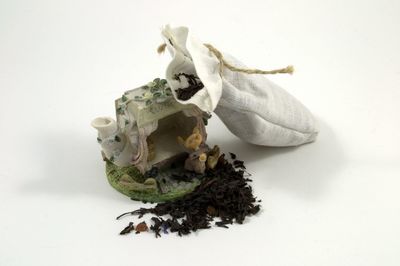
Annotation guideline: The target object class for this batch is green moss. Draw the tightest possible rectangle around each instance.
[105,162,200,202]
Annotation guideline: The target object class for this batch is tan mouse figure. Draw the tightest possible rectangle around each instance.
[177,126,203,151]
[177,126,208,174]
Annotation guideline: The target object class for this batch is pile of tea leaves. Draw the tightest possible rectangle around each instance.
[117,153,261,237]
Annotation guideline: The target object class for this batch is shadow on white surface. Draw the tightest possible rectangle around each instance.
[214,118,345,199]
[20,131,127,202]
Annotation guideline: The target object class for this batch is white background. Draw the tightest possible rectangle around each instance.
[1,0,399,265]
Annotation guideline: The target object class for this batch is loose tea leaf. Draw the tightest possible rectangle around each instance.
[119,222,135,235]
[135,221,149,234]
[117,154,261,237]
[149,217,163,238]
[233,159,246,169]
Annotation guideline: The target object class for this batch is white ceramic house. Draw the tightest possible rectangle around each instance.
[91,79,208,174]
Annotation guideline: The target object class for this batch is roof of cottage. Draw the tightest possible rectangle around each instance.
[115,80,194,128]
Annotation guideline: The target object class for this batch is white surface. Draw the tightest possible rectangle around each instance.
[1,1,399,265]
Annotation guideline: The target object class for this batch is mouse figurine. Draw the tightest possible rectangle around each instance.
[177,126,209,174]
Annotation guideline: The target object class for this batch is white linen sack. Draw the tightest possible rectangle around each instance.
[162,25,318,147]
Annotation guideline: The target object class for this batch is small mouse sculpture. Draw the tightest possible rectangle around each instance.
[177,126,208,174]
[177,127,220,174]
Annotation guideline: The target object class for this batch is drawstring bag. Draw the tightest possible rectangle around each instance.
[160,25,318,147]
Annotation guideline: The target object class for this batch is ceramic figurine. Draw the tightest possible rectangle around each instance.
[91,78,217,202]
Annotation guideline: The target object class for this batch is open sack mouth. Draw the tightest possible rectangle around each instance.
[173,73,204,101]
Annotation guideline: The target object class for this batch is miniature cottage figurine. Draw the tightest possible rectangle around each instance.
[92,78,218,202]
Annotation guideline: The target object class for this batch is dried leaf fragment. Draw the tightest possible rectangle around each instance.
[119,222,135,235]
[135,221,148,234]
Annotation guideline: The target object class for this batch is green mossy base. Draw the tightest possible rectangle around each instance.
[105,161,200,202]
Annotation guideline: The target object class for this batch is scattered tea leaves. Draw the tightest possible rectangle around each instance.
[117,154,260,237]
